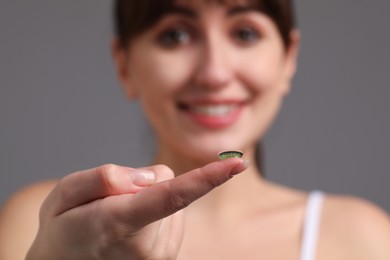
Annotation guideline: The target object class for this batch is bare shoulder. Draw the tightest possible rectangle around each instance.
[319,194,390,259]
[0,181,57,260]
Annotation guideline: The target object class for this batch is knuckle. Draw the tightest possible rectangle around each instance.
[56,177,74,203]
[96,164,119,193]
[98,163,117,175]
[164,182,192,212]
[203,174,224,190]
[170,193,191,211]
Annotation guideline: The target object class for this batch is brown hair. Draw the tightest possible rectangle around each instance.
[113,0,296,49]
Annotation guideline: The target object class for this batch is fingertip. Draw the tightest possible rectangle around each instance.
[230,159,251,176]
[207,157,250,176]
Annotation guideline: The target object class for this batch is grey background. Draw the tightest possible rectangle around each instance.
[1,1,389,212]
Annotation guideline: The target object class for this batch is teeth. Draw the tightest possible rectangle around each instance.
[192,104,238,116]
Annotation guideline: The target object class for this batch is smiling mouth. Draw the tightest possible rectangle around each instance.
[177,101,245,129]
[180,103,240,116]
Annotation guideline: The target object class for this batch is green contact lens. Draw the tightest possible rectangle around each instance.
[218,150,243,160]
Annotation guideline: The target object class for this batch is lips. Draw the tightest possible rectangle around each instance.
[178,100,245,129]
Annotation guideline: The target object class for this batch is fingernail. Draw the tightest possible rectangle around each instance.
[132,170,155,186]
[243,159,251,168]
[230,159,251,176]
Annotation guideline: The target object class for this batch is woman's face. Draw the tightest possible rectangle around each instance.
[114,0,299,163]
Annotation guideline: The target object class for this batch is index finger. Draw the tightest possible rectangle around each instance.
[117,158,249,228]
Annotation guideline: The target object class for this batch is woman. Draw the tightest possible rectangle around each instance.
[1,0,389,259]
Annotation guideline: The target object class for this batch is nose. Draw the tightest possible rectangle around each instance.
[193,37,233,90]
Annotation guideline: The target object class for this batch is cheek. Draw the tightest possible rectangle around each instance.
[132,48,198,97]
[236,44,286,93]
[129,47,199,127]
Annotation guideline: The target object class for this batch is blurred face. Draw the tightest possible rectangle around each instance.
[114,0,298,164]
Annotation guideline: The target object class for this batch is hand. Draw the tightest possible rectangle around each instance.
[26,158,248,260]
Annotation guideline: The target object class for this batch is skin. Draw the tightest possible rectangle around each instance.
[1,1,390,259]
[118,1,296,172]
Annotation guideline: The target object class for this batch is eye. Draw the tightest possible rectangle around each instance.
[158,27,192,48]
[233,26,261,44]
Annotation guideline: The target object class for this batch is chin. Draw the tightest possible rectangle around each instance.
[177,135,250,162]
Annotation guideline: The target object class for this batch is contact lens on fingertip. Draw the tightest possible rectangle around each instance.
[218,150,243,160]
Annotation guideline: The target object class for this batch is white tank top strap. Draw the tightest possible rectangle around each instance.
[300,191,325,260]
